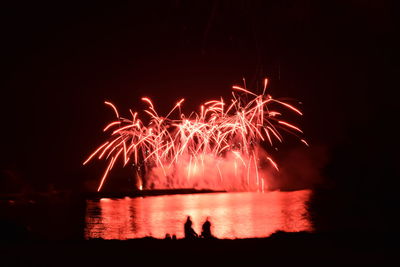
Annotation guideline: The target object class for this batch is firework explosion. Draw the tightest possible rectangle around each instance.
[83,78,307,192]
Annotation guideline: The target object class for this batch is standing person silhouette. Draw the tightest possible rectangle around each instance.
[200,217,213,239]
[184,216,198,239]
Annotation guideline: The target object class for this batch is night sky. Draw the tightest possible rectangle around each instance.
[1,1,398,195]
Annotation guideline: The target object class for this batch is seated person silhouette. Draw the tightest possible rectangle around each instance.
[200,217,214,239]
[184,216,198,239]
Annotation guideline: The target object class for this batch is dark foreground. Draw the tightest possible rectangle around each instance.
[1,231,397,266]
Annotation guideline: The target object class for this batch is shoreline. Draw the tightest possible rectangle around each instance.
[1,231,396,265]
[84,188,227,199]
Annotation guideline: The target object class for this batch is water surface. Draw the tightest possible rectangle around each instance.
[85,190,312,239]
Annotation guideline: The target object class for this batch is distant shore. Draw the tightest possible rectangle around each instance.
[84,188,227,199]
[0,188,227,202]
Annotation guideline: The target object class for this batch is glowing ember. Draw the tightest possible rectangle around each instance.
[83,78,306,192]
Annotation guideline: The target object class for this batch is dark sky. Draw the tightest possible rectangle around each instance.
[1,1,398,191]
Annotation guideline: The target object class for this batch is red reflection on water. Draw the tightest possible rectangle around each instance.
[85,190,313,240]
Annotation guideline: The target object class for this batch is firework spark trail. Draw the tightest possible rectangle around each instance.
[83,78,307,192]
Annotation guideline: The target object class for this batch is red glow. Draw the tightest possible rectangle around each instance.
[85,190,313,240]
[84,79,307,191]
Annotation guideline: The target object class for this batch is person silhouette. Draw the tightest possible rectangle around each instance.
[184,216,198,239]
[200,217,213,239]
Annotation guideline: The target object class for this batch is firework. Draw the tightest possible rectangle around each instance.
[83,79,306,192]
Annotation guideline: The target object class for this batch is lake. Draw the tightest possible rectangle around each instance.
[85,190,313,239]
